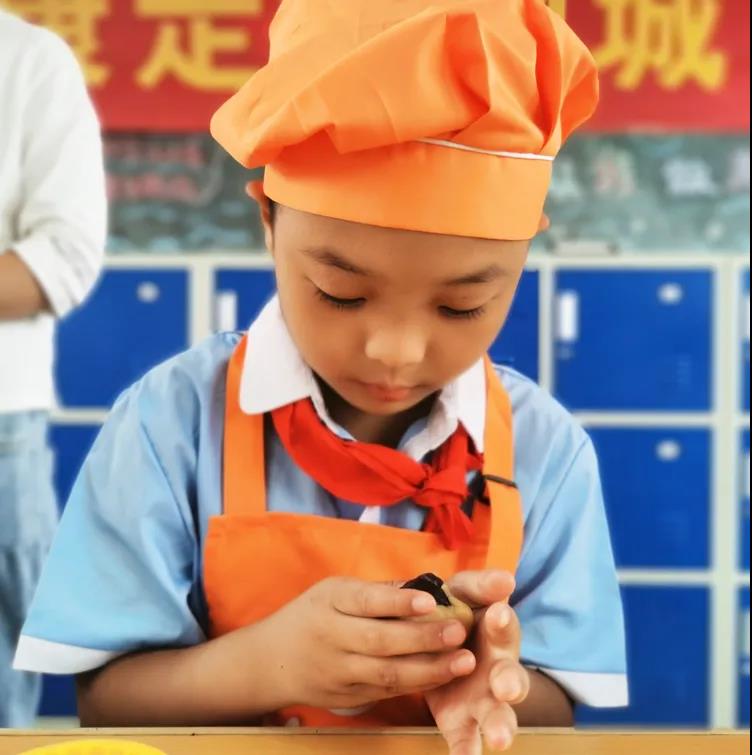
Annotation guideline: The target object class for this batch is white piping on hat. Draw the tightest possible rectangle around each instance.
[418,137,555,162]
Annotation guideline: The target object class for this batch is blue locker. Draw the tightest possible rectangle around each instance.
[39,675,77,719]
[554,270,713,411]
[743,270,750,413]
[742,430,751,573]
[578,586,710,726]
[49,424,100,512]
[214,269,276,332]
[214,270,540,382]
[588,428,711,569]
[56,270,189,408]
[489,271,539,382]
[41,424,101,718]
[740,588,750,728]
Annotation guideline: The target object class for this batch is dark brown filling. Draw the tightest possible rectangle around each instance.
[402,573,452,607]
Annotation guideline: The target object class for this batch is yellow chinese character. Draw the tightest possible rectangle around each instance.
[593,0,728,91]
[6,0,110,86]
[546,0,567,17]
[136,0,263,91]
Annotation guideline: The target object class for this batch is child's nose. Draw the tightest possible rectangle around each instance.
[365,324,427,370]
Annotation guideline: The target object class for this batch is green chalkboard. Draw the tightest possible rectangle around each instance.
[106,133,749,254]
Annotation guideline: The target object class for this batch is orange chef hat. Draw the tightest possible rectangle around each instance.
[211,0,598,241]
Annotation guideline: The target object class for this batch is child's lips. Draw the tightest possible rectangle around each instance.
[356,381,418,403]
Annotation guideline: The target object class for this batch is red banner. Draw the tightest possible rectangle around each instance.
[6,0,749,132]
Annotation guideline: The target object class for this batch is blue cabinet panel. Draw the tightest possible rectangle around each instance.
[579,586,710,726]
[739,588,750,728]
[588,428,711,569]
[742,431,751,573]
[49,424,100,513]
[554,270,713,411]
[490,271,539,382]
[214,269,276,332]
[56,270,189,408]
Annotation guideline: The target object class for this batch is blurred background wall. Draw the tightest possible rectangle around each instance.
[3,0,749,728]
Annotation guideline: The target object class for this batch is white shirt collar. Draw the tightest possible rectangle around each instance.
[239,296,487,458]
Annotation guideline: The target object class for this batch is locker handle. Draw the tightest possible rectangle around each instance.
[555,290,580,343]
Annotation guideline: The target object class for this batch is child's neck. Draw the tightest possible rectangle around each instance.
[318,380,437,448]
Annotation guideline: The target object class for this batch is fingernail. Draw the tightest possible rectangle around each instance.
[413,595,436,613]
[442,623,466,646]
[494,730,513,751]
[451,653,476,675]
[493,676,522,701]
[498,605,511,628]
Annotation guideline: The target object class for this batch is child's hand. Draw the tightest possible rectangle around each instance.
[265,577,477,711]
[426,572,527,754]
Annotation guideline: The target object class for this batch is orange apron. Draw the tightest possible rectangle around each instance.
[204,337,524,727]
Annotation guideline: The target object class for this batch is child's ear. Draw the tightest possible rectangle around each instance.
[537,213,551,233]
[246,180,275,252]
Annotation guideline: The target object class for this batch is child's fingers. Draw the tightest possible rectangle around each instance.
[339,616,468,657]
[483,601,522,654]
[477,698,518,752]
[330,578,436,618]
[350,649,476,697]
[490,658,531,706]
[441,726,483,755]
[446,570,515,608]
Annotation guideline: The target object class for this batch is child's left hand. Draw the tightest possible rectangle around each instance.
[425,571,529,755]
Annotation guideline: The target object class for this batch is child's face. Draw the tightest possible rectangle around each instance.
[267,204,529,417]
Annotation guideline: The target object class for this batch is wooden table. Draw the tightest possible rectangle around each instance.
[0,729,748,755]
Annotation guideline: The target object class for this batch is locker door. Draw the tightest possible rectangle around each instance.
[588,428,711,568]
[554,270,713,410]
[742,431,750,573]
[56,270,189,408]
[490,271,539,382]
[214,269,276,332]
[739,588,750,728]
[49,424,100,512]
[578,586,710,726]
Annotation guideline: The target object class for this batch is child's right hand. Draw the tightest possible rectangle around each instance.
[263,577,478,711]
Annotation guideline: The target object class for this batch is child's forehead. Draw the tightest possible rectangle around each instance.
[275,206,527,274]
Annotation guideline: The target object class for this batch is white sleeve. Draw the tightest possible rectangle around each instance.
[11,29,107,318]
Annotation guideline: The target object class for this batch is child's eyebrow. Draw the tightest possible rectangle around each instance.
[302,246,373,276]
[443,265,505,286]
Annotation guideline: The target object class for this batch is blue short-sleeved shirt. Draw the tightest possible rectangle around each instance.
[15,297,627,707]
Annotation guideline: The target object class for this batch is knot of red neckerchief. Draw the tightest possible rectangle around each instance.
[271,398,483,549]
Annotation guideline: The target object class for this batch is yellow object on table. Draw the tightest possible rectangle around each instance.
[17,743,166,755]
[0,729,748,755]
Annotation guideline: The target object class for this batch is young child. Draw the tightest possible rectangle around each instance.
[14,1,627,752]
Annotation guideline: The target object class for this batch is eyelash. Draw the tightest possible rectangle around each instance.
[315,288,487,320]
[315,289,365,310]
[439,305,487,320]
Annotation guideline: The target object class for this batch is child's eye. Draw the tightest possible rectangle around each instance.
[440,305,487,320]
[315,288,366,310]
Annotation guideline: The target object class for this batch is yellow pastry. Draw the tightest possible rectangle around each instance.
[19,741,167,755]
[403,573,474,632]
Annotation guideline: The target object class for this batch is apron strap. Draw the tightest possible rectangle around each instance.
[482,357,524,572]
[223,338,523,569]
[223,335,267,517]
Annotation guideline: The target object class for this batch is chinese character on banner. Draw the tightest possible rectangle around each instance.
[6,0,110,86]
[593,0,728,91]
[136,0,263,90]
